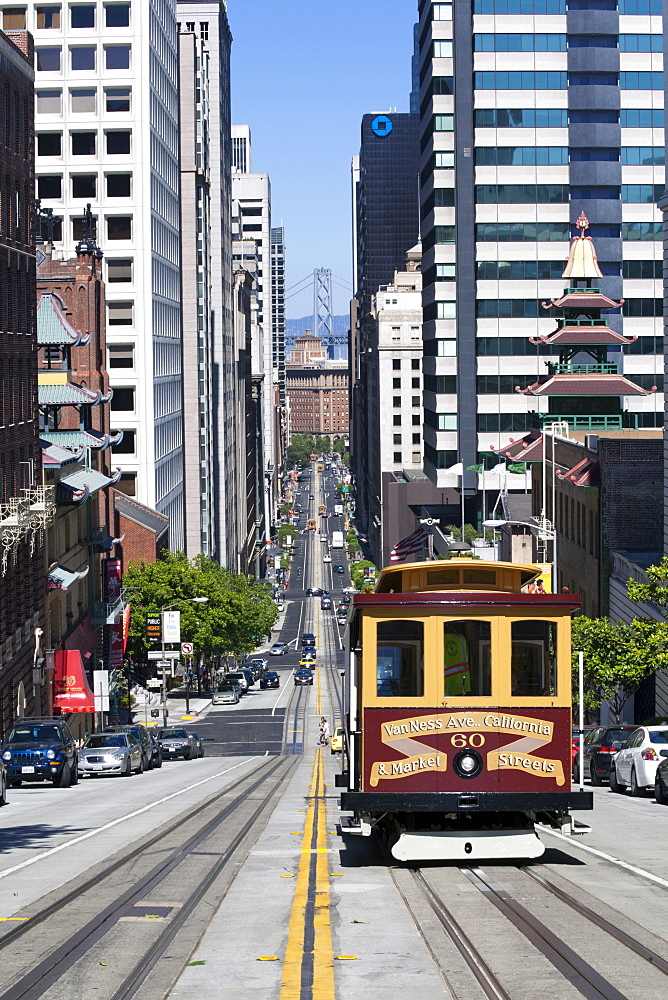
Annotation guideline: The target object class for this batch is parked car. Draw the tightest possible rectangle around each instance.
[226,671,249,692]
[610,726,668,795]
[78,733,143,778]
[302,633,316,647]
[330,726,345,754]
[571,725,597,774]
[2,717,78,788]
[270,642,288,655]
[323,554,332,563]
[260,671,280,689]
[655,755,668,804]
[148,732,163,769]
[104,724,154,771]
[0,761,6,806]
[334,565,345,574]
[213,682,240,705]
[157,727,196,760]
[294,668,314,686]
[307,588,328,598]
[574,725,637,784]
[188,731,205,758]
[247,658,267,680]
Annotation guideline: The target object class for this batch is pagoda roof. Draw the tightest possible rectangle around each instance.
[56,467,123,505]
[40,428,123,450]
[516,374,656,397]
[556,456,600,487]
[489,430,544,462]
[40,439,85,467]
[562,213,604,279]
[37,293,91,346]
[47,563,90,591]
[542,292,624,312]
[531,325,637,347]
[39,383,111,406]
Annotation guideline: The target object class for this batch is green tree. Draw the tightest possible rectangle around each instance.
[626,556,668,608]
[286,433,316,466]
[342,451,350,468]
[123,552,278,663]
[315,435,331,453]
[350,560,376,592]
[571,616,668,722]
[333,437,346,455]
[447,523,481,546]
[277,524,297,545]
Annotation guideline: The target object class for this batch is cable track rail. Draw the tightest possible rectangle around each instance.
[407,864,668,1000]
[0,754,297,1000]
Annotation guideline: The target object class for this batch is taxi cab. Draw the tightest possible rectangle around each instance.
[330,726,344,754]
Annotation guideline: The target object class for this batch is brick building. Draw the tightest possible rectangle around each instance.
[0,28,45,732]
[286,366,349,436]
[288,331,326,367]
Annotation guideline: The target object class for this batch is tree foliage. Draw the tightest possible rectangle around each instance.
[447,523,481,546]
[571,615,668,721]
[332,437,346,455]
[286,433,316,467]
[350,560,376,592]
[626,556,668,608]
[123,552,278,662]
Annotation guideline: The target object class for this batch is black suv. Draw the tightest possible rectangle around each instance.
[2,717,78,788]
[575,725,637,784]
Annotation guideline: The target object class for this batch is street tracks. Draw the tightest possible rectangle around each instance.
[0,754,297,1000]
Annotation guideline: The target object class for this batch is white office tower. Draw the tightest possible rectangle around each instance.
[6,0,185,545]
[231,126,278,532]
[177,2,235,566]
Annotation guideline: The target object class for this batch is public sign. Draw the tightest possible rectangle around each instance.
[181,642,194,656]
[146,615,161,644]
[147,649,180,660]
[93,669,110,713]
[146,678,162,689]
[162,610,181,643]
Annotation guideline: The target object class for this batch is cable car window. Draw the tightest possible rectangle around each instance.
[426,569,459,586]
[462,569,497,586]
[376,621,424,697]
[511,620,557,696]
[443,621,491,696]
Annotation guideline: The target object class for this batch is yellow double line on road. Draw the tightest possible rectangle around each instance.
[280,748,334,998]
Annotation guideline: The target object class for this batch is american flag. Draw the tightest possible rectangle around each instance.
[390,527,429,563]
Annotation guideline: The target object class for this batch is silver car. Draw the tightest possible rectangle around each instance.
[78,733,143,778]
[212,682,240,705]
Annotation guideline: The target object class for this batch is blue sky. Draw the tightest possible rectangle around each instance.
[227,0,416,317]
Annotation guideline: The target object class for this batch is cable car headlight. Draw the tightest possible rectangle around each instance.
[453,749,483,780]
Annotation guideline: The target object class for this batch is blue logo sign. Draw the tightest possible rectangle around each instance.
[371,115,393,137]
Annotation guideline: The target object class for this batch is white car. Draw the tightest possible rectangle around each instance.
[611,725,668,796]
[323,554,331,563]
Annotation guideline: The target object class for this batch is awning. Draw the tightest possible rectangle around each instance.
[37,293,91,346]
[52,649,95,713]
[57,467,123,504]
[41,428,123,450]
[41,440,85,468]
[64,615,99,660]
[39,383,104,406]
[47,563,90,592]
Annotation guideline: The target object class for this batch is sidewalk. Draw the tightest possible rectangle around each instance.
[131,685,212,728]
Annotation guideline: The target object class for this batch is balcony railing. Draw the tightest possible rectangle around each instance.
[547,362,620,376]
[538,413,637,431]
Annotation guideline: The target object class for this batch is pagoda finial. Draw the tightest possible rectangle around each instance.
[561,213,602,280]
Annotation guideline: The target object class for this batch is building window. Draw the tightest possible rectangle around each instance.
[37,175,62,199]
[412,433,420,445]
[393,415,401,426]
[2,8,26,29]
[70,47,96,71]
[115,472,136,496]
[35,48,61,72]
[412,415,420,426]
[107,216,132,240]
[106,131,131,154]
[70,4,95,28]
[433,40,453,57]
[110,387,135,411]
[392,378,401,389]
[392,359,401,370]
[72,214,97,240]
[107,257,132,282]
[37,133,62,156]
[106,173,131,198]
[108,343,134,366]
[105,45,131,70]
[411,378,420,389]
[104,3,130,27]
[36,6,61,29]
[411,359,420,370]
[107,303,133,327]
[392,396,401,407]
[111,429,135,454]
[105,87,131,112]
[412,397,420,407]
[36,90,62,114]
[70,88,96,113]
[393,434,402,445]
[393,452,402,463]
[71,131,96,155]
[71,174,96,198]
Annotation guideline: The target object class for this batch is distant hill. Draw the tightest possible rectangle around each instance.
[286,315,349,343]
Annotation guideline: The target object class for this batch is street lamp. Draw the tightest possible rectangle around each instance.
[160,597,208,726]
[483,518,558,593]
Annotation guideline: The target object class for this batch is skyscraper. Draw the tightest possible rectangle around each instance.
[6,0,186,546]
[417,0,664,500]
[352,111,420,539]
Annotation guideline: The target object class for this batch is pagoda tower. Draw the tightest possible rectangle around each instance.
[516,212,655,430]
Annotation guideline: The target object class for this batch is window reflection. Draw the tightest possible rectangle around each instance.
[377,620,424,697]
[443,621,491,696]
[511,621,557,696]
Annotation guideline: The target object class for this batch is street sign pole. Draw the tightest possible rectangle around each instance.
[161,612,168,726]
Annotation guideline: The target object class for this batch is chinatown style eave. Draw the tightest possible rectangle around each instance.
[46,563,90,591]
[516,374,656,397]
[530,326,637,347]
[489,430,544,462]
[40,440,85,468]
[40,428,124,450]
[39,383,105,406]
[542,292,624,312]
[556,457,601,487]
[56,467,123,505]
[37,292,91,347]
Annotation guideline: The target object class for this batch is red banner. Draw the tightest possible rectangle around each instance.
[106,559,127,671]
[52,650,95,713]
